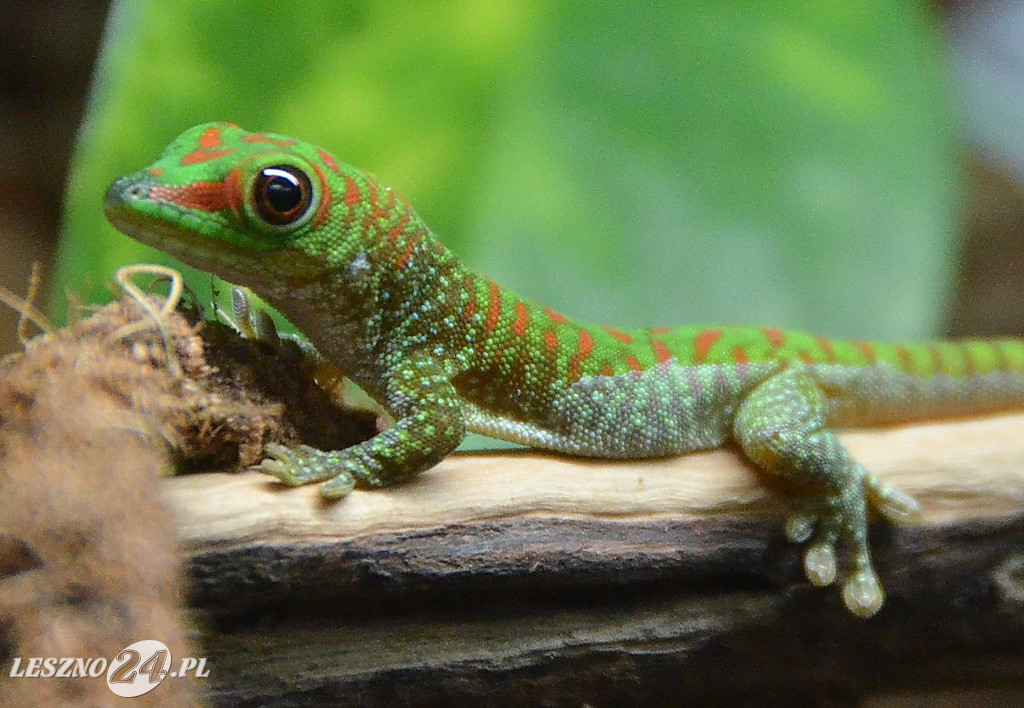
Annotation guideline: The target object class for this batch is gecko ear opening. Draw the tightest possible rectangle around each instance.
[251,165,315,228]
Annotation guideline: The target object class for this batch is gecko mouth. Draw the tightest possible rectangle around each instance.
[103,177,324,290]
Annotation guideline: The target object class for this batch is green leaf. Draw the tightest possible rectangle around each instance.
[57,0,958,342]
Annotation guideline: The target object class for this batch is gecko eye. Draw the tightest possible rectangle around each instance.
[252,165,314,226]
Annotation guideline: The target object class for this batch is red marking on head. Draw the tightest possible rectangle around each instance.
[732,347,749,364]
[395,231,421,271]
[148,167,164,175]
[317,148,341,174]
[604,327,632,344]
[651,339,671,364]
[309,163,332,228]
[545,307,567,324]
[512,301,530,337]
[694,328,722,364]
[225,167,244,212]
[344,177,361,206]
[815,336,837,363]
[484,281,502,333]
[149,167,243,213]
[568,329,594,382]
[151,181,226,212]
[856,341,877,364]
[180,125,235,165]
[762,328,785,348]
[181,148,235,165]
[625,355,643,372]
[361,179,388,234]
[241,133,297,146]
[199,125,223,149]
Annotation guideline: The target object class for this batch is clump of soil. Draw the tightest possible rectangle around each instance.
[0,271,376,706]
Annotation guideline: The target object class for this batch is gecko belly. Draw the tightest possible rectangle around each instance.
[466,360,778,458]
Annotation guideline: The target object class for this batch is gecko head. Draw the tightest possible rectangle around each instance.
[104,122,382,291]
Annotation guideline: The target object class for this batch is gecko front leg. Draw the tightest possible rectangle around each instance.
[261,356,466,498]
[733,367,921,617]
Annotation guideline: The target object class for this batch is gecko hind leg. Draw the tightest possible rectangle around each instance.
[733,368,919,618]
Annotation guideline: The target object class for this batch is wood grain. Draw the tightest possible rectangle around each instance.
[165,413,1024,707]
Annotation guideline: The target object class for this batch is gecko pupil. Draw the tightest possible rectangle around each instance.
[254,165,313,226]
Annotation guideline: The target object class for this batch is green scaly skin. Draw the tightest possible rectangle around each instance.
[105,122,1024,617]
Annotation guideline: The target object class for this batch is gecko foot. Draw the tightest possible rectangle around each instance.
[783,480,895,618]
[260,443,357,498]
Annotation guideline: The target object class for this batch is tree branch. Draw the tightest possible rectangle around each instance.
[166,413,1024,707]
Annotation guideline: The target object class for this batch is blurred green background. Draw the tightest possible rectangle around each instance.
[54,0,959,340]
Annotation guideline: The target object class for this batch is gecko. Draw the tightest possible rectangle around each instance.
[104,122,1024,617]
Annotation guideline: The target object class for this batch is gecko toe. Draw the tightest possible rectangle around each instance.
[865,473,922,524]
[260,443,341,486]
[784,510,816,544]
[841,569,885,618]
[803,541,838,587]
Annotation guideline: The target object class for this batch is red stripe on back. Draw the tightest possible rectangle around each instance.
[961,345,976,376]
[604,327,632,343]
[626,355,643,371]
[896,345,914,374]
[694,328,722,363]
[463,278,478,320]
[568,329,595,381]
[395,231,421,270]
[856,341,877,364]
[367,180,382,214]
[545,307,567,324]
[763,328,785,348]
[651,339,672,363]
[815,336,837,363]
[991,342,1009,373]
[732,347,749,364]
[388,213,411,247]
[544,330,559,353]
[933,344,946,377]
[512,301,530,337]
[648,326,669,334]
[485,281,502,333]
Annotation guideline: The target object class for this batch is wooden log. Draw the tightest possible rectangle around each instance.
[165,413,1024,707]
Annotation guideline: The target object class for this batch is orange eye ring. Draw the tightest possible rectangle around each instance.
[252,165,313,226]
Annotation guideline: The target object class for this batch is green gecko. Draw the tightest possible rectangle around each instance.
[105,122,1024,618]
